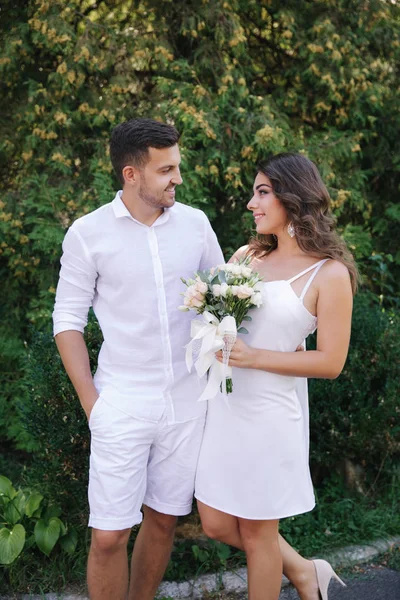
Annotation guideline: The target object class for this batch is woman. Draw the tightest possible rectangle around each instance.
[195,153,357,600]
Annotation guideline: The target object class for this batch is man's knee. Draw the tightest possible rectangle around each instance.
[143,506,177,538]
[90,528,131,555]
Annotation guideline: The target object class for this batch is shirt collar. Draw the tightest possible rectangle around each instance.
[111,191,170,227]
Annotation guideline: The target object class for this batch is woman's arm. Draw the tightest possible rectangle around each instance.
[218,260,353,379]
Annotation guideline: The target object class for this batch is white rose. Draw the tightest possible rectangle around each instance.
[231,264,242,276]
[186,284,196,298]
[251,292,263,307]
[220,282,229,297]
[212,284,222,297]
[190,296,204,308]
[231,285,239,296]
[194,280,208,294]
[240,266,252,278]
[236,284,254,299]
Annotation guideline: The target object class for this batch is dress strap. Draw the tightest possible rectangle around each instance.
[298,259,329,301]
[287,259,328,285]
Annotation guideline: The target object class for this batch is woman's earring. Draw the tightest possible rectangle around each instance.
[287,222,296,238]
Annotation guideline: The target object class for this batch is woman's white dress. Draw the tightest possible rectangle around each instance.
[195,260,328,520]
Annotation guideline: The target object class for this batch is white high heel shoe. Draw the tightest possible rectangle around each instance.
[312,559,346,600]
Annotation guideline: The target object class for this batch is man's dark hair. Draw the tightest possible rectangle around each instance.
[110,118,180,185]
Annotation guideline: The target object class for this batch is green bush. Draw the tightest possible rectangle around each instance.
[0,475,77,566]
[309,292,400,484]
[20,316,102,517]
[1,0,400,451]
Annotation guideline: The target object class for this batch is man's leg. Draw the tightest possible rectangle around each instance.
[129,414,206,599]
[129,506,177,600]
[88,528,131,600]
[87,397,156,598]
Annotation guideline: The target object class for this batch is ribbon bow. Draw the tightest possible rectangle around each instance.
[185,311,237,401]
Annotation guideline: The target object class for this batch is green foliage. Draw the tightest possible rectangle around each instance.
[0,0,399,448]
[309,293,400,480]
[279,472,400,558]
[0,474,77,567]
[20,316,102,515]
[165,539,241,582]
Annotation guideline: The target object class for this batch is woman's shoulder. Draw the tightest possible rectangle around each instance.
[319,259,352,287]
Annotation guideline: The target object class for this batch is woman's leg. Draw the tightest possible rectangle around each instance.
[197,500,241,544]
[238,517,281,600]
[277,536,319,600]
[198,502,281,600]
[197,501,319,600]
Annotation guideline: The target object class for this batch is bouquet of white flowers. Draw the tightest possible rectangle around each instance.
[179,257,263,400]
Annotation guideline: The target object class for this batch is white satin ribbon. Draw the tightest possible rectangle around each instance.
[185,311,237,401]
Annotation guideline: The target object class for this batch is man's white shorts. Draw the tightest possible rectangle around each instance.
[88,395,206,531]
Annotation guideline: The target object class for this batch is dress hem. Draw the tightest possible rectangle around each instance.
[194,493,316,521]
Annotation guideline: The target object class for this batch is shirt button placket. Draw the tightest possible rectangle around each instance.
[147,228,175,420]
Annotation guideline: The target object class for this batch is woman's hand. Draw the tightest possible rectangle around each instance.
[216,338,258,369]
[216,340,305,370]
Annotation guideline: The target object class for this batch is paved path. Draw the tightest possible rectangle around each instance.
[278,566,400,599]
[213,566,400,600]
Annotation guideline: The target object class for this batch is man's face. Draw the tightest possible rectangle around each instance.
[137,144,183,209]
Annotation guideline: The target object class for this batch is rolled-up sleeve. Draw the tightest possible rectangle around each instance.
[52,226,98,336]
[200,213,225,270]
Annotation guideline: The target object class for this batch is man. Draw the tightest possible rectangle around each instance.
[53,118,224,600]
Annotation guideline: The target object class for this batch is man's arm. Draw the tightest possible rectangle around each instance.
[53,226,99,420]
[55,331,98,419]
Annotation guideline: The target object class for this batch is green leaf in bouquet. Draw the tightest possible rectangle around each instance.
[59,527,78,554]
[237,327,249,334]
[0,476,15,500]
[218,270,226,284]
[0,524,25,564]
[205,305,218,312]
[34,517,62,556]
[25,492,44,518]
[211,274,220,285]
[242,316,252,321]
[197,271,209,283]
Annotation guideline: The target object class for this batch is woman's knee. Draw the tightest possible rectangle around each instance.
[197,502,238,543]
[91,528,131,555]
[201,519,228,541]
[238,519,279,552]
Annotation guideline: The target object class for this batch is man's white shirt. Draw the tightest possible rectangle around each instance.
[53,191,224,423]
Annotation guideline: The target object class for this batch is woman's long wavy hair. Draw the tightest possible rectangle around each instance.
[247,152,359,294]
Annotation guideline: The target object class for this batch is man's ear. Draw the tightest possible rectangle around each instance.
[122,165,139,186]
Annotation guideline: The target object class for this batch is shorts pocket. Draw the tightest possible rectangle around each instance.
[88,395,104,429]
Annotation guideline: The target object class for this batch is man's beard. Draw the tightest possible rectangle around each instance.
[138,178,174,209]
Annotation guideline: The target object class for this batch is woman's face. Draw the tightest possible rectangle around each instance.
[247,172,288,236]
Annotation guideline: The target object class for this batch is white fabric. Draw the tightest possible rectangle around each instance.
[185,312,236,401]
[195,261,329,520]
[53,191,224,424]
[88,394,206,530]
